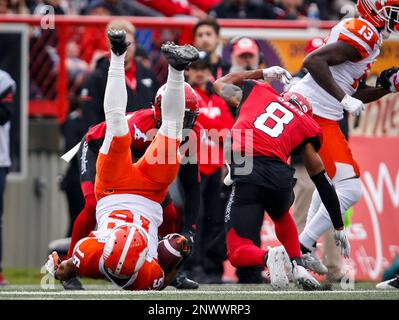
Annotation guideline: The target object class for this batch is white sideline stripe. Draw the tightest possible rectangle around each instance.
[0,290,393,295]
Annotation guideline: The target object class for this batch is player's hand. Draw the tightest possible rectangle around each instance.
[45,251,60,277]
[376,67,399,92]
[341,94,365,117]
[263,66,292,85]
[333,229,351,258]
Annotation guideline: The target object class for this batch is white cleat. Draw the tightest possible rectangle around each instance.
[376,276,399,290]
[266,247,289,291]
[292,260,321,291]
[301,251,328,275]
[275,246,294,282]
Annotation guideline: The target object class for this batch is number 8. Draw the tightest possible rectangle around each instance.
[254,102,294,138]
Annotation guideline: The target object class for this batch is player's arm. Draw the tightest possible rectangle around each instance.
[352,83,390,103]
[300,142,344,231]
[45,252,78,281]
[213,67,291,107]
[303,41,360,102]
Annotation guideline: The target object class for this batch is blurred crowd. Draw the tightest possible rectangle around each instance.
[0,0,358,20]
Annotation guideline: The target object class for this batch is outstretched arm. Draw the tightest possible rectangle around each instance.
[213,67,292,108]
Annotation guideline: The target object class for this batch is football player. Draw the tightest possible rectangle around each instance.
[289,0,399,273]
[214,67,347,290]
[46,30,199,290]
[63,84,201,290]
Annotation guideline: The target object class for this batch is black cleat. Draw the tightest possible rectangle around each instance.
[161,42,199,71]
[107,29,130,56]
[169,271,199,290]
[61,277,85,290]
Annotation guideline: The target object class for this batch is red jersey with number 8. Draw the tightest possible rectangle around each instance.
[232,80,322,162]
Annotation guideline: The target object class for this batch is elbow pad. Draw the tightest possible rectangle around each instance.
[310,170,344,230]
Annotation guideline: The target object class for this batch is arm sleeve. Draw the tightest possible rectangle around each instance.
[310,170,344,229]
[178,163,200,233]
[0,86,14,125]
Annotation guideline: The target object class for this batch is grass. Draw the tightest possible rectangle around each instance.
[1,269,398,300]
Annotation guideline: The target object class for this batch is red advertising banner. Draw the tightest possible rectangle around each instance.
[348,136,399,281]
[223,136,399,282]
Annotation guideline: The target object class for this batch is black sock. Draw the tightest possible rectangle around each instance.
[300,243,311,254]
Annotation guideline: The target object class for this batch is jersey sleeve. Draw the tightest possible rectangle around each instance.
[291,117,323,155]
[337,18,379,60]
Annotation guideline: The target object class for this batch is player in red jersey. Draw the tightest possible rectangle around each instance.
[214,68,348,290]
[46,33,199,290]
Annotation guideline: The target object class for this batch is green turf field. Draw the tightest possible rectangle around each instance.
[0,269,398,300]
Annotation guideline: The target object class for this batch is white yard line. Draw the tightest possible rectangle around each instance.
[0,290,394,296]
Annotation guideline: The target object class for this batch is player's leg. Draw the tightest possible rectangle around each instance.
[299,178,362,253]
[95,30,136,199]
[134,44,199,189]
[225,183,267,268]
[264,188,321,290]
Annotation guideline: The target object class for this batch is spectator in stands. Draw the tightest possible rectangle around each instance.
[0,0,29,14]
[210,0,277,19]
[273,0,307,19]
[80,20,158,129]
[33,0,66,15]
[186,54,234,284]
[193,18,231,80]
[136,0,207,18]
[0,69,15,285]
[230,36,262,73]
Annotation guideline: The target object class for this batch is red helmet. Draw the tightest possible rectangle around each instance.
[102,224,148,278]
[153,82,199,129]
[282,91,313,116]
[357,0,399,33]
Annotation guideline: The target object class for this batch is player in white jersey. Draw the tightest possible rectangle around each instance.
[45,30,200,290]
[290,0,399,273]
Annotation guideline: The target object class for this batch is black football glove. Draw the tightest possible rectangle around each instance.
[376,66,399,92]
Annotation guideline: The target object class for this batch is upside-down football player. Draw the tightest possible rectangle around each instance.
[45,31,200,290]
[62,77,202,291]
[288,0,399,275]
[213,66,349,290]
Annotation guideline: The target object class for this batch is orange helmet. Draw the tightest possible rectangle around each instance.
[102,224,149,278]
[153,82,199,129]
[357,0,399,33]
[282,91,313,116]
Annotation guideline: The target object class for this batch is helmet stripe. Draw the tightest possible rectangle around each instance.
[115,226,136,274]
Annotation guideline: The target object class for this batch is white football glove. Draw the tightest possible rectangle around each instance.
[262,66,292,85]
[333,229,351,258]
[45,251,60,277]
[341,94,365,117]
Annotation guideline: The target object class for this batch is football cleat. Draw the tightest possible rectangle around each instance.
[169,271,199,290]
[161,42,199,71]
[275,246,294,282]
[107,29,131,56]
[301,251,328,275]
[61,277,85,291]
[292,259,321,291]
[265,247,289,290]
[376,276,399,290]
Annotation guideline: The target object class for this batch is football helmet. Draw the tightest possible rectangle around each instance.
[357,0,399,34]
[102,224,149,278]
[282,91,313,116]
[153,82,199,129]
